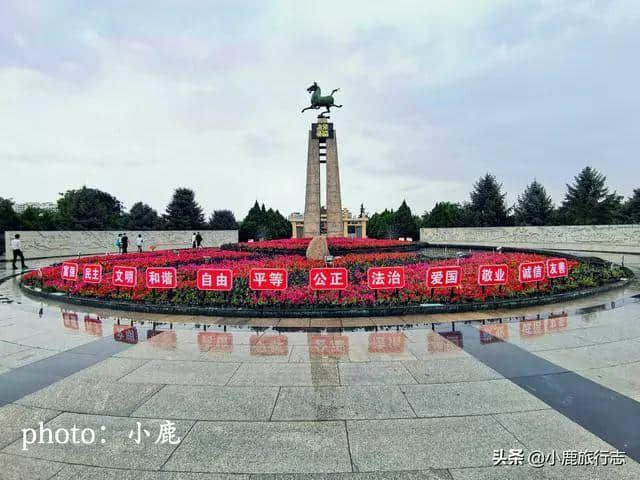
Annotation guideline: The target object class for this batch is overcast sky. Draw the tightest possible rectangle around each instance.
[1,0,639,219]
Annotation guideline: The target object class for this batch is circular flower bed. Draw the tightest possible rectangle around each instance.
[20,239,627,315]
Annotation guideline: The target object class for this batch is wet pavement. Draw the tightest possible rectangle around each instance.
[1,265,640,478]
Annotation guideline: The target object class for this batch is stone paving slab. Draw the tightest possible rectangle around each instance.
[0,340,30,357]
[120,360,241,385]
[537,339,640,371]
[0,347,58,369]
[0,452,64,480]
[228,363,339,386]
[164,420,351,474]
[402,359,503,384]
[577,362,640,401]
[69,357,149,381]
[133,385,279,421]
[449,463,640,479]
[346,416,523,471]
[0,403,60,449]
[403,379,549,417]
[271,386,416,420]
[3,413,193,470]
[248,471,453,479]
[52,464,248,479]
[338,363,416,385]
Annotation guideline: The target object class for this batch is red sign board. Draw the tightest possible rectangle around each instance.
[145,267,177,289]
[248,268,288,291]
[368,332,406,354]
[546,313,568,333]
[477,264,508,286]
[367,266,405,289]
[61,262,79,281]
[113,325,138,344]
[426,266,462,288]
[309,335,349,357]
[546,258,569,278]
[197,332,233,353]
[518,261,545,283]
[479,324,509,344]
[309,267,348,290]
[112,266,137,288]
[250,335,288,356]
[82,264,102,284]
[519,319,546,338]
[197,268,233,291]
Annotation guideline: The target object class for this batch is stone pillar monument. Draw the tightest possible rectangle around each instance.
[303,117,343,237]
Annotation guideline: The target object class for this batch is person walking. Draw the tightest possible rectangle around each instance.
[11,234,27,270]
[121,233,129,254]
[136,234,144,253]
[115,234,122,253]
[191,232,197,249]
[196,232,203,248]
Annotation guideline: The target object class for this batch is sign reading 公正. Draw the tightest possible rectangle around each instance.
[196,268,233,291]
[61,262,78,281]
[477,264,508,286]
[82,264,102,284]
[145,267,177,289]
[367,266,405,289]
[309,267,348,290]
[426,266,462,288]
[546,258,569,278]
[248,268,288,291]
[112,266,137,288]
[518,261,545,283]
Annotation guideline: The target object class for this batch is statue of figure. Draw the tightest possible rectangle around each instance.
[301,82,342,117]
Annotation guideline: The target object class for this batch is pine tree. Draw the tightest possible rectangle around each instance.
[57,187,123,230]
[423,202,464,228]
[209,210,238,230]
[394,200,419,239]
[163,188,205,230]
[623,188,640,224]
[126,202,160,230]
[514,180,554,226]
[469,174,510,226]
[558,167,622,225]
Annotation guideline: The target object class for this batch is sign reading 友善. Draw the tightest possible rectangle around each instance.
[546,258,569,278]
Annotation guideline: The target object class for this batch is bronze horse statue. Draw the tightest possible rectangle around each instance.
[301,82,342,117]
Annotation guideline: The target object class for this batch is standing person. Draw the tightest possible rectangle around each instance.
[191,232,197,249]
[11,234,27,270]
[115,234,122,253]
[121,233,129,254]
[136,234,144,253]
[196,232,203,248]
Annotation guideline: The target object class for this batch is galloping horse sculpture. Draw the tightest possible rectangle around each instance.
[301,82,342,117]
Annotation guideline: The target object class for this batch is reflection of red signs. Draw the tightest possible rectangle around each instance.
[197,332,233,353]
[197,268,233,291]
[62,311,79,330]
[61,262,78,281]
[479,324,509,344]
[477,264,508,286]
[250,335,288,356]
[426,266,462,288]
[112,266,137,287]
[546,258,569,278]
[145,267,177,289]
[82,264,102,284]
[147,330,177,350]
[367,267,405,289]
[309,267,348,290]
[546,313,568,333]
[83,315,103,337]
[427,331,463,353]
[520,319,546,338]
[368,332,406,354]
[309,335,349,357]
[249,268,288,291]
[113,325,138,344]
[518,261,545,283]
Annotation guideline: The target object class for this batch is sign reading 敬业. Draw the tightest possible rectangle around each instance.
[311,122,334,139]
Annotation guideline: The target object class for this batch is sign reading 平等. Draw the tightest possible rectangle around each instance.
[518,261,545,282]
[367,266,405,289]
[145,267,177,289]
[249,268,288,291]
[309,267,348,290]
[477,264,508,286]
[196,268,233,291]
[426,266,462,288]
[112,266,137,287]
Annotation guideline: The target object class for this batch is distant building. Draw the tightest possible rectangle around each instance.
[289,208,368,239]
[13,202,58,214]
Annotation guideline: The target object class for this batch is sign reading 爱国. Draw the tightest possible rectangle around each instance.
[426,266,462,288]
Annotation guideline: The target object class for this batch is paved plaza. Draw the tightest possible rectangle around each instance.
[1,262,640,479]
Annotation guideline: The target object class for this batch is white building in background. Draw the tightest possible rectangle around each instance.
[13,202,58,214]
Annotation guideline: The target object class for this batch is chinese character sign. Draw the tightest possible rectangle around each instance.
[145,267,177,289]
[367,266,405,289]
[82,264,102,284]
[477,264,508,286]
[518,261,545,283]
[546,258,569,278]
[61,262,78,281]
[426,266,462,288]
[248,268,288,291]
[309,267,348,290]
[197,268,233,291]
[112,266,138,288]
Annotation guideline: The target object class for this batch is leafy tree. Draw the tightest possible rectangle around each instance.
[469,173,510,226]
[557,167,622,225]
[163,188,205,230]
[238,201,290,241]
[367,209,395,239]
[18,206,60,230]
[622,188,640,224]
[209,210,238,230]
[423,202,464,228]
[125,202,160,230]
[368,202,419,239]
[57,187,123,230]
[0,197,20,232]
[394,200,420,239]
[514,180,554,226]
